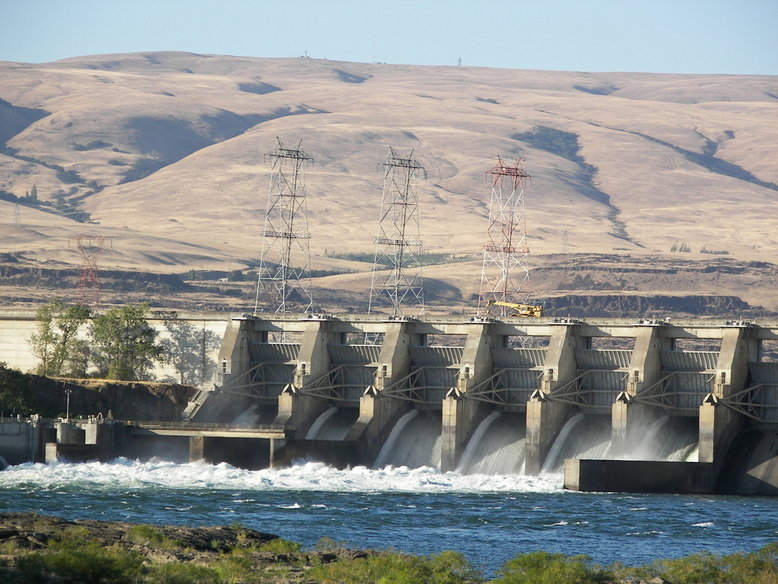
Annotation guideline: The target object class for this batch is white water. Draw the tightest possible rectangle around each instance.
[374,410,443,469]
[0,458,564,494]
[619,416,699,461]
[542,414,613,472]
[457,412,500,472]
[305,408,338,439]
[542,414,584,472]
[374,410,418,468]
[457,412,526,475]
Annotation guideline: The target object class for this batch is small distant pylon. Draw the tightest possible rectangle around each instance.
[69,235,111,308]
[254,138,314,314]
[478,156,531,315]
[368,147,425,316]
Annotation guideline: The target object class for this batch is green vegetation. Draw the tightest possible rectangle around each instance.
[511,126,595,175]
[28,300,166,382]
[0,362,28,415]
[1,517,776,584]
[29,299,92,377]
[126,524,182,551]
[671,241,692,253]
[310,549,482,584]
[492,551,609,584]
[700,246,730,255]
[90,304,166,381]
[14,539,145,584]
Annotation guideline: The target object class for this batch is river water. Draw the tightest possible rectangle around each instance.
[2,458,776,576]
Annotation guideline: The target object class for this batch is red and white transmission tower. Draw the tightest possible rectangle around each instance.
[69,235,111,308]
[254,138,313,314]
[478,156,531,314]
[368,147,425,316]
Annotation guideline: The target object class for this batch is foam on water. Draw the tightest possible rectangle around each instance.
[0,458,564,494]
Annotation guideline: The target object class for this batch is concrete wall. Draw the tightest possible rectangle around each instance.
[565,459,715,493]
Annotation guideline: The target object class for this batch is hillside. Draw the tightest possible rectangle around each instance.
[1,52,777,315]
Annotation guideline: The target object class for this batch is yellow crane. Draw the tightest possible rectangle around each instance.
[486,299,544,318]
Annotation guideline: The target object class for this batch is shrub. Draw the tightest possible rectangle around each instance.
[147,562,220,584]
[126,523,181,550]
[17,542,145,584]
[493,550,610,584]
[309,549,483,584]
[257,537,302,555]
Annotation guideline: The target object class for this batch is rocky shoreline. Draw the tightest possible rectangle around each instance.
[0,512,690,584]
[0,512,368,583]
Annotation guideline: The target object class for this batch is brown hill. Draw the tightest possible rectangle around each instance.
[1,52,776,314]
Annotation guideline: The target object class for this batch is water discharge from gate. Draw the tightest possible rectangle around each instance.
[457,412,526,475]
[374,410,442,469]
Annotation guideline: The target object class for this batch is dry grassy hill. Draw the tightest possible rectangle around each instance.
[1,52,776,315]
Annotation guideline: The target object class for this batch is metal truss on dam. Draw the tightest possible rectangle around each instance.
[183,312,778,493]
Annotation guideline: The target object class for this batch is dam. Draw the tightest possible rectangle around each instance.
[180,312,777,494]
[2,310,778,494]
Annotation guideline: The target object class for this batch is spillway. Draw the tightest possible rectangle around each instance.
[374,410,442,469]
[158,313,778,493]
[457,412,526,475]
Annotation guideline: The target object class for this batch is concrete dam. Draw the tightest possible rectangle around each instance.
[3,310,778,494]
[175,312,778,494]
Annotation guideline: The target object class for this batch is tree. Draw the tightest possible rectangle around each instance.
[161,316,220,385]
[0,362,28,415]
[29,299,91,377]
[90,304,165,381]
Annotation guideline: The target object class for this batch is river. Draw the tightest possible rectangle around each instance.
[2,458,776,577]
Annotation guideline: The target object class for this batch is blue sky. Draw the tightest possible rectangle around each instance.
[1,0,776,74]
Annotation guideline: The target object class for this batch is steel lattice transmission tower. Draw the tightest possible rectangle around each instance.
[478,156,532,314]
[254,138,314,314]
[69,235,111,308]
[368,147,425,316]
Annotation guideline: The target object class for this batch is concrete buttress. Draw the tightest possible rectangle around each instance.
[611,325,663,455]
[699,326,755,476]
[525,323,577,474]
[274,319,333,437]
[346,322,414,459]
[441,323,495,471]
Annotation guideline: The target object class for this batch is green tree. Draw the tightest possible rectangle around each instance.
[90,304,165,381]
[29,299,91,376]
[0,362,28,415]
[161,316,220,385]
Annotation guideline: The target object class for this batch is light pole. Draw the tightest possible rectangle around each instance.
[65,388,72,421]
